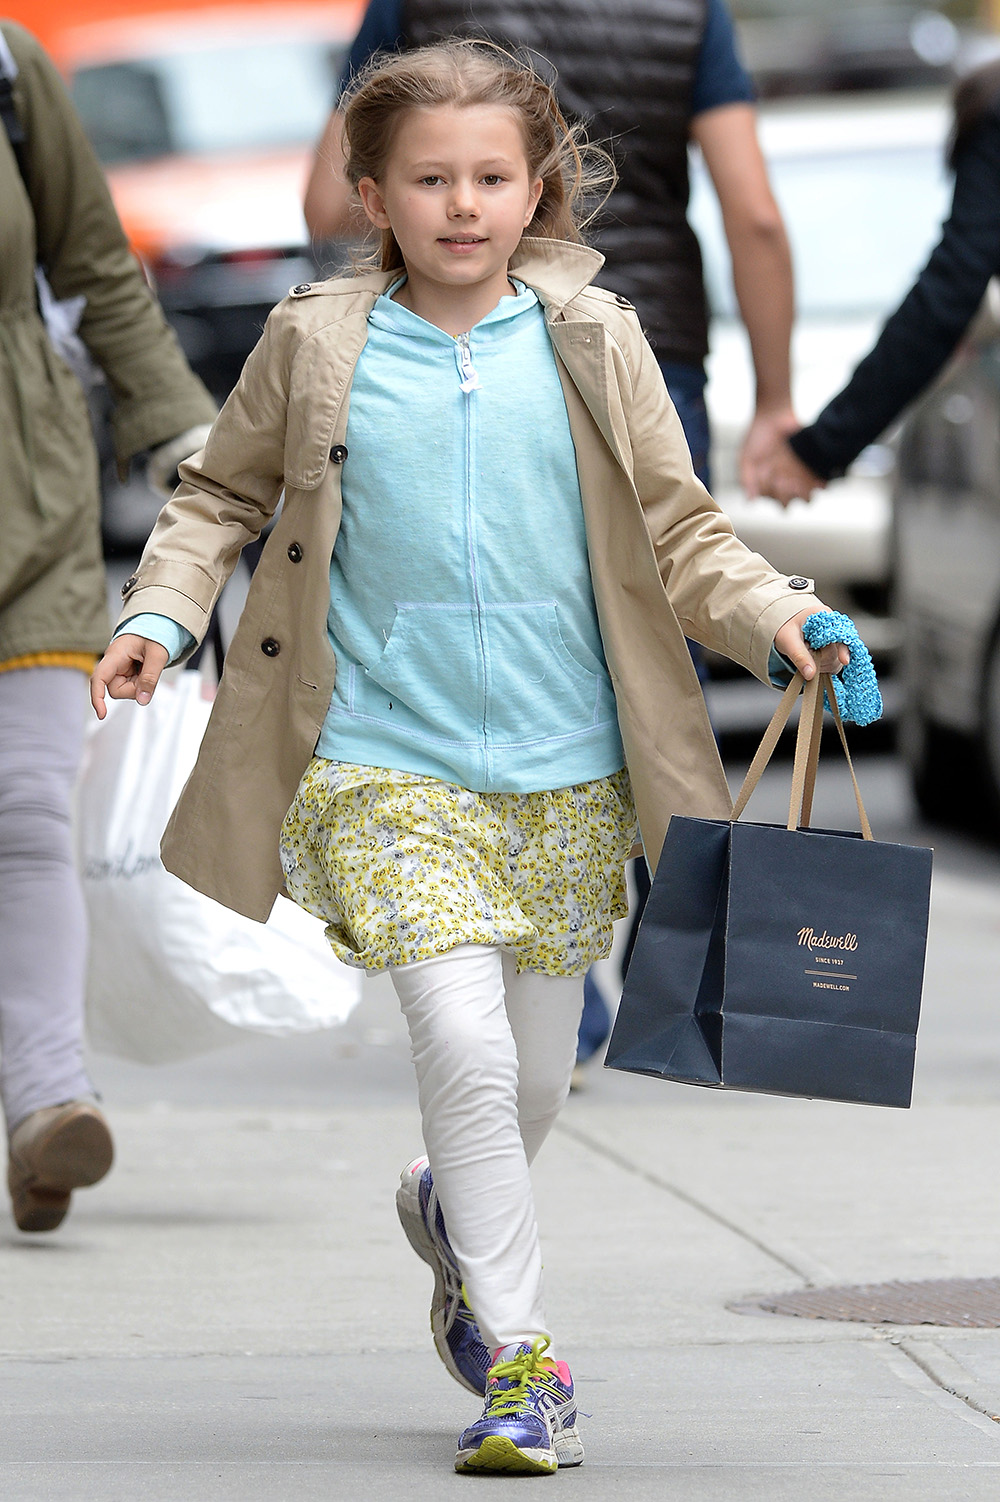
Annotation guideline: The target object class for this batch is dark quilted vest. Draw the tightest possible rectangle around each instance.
[402,0,709,362]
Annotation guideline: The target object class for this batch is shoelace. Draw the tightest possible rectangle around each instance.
[484,1337,557,1415]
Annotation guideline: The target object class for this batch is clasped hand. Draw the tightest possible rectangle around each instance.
[742,412,826,507]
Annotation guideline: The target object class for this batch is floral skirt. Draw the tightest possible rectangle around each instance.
[279,759,638,977]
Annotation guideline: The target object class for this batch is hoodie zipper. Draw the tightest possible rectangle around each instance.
[455,331,489,775]
[455,331,481,393]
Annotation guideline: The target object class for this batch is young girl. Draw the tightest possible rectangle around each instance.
[91,42,848,1477]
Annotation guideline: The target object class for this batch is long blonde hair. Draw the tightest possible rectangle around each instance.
[340,40,614,273]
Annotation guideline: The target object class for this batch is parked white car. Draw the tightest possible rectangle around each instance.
[690,91,953,659]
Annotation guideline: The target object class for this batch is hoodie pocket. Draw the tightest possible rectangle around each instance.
[484,602,613,746]
[345,603,482,746]
[342,600,614,751]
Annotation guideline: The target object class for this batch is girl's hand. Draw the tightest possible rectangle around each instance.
[90,635,170,720]
[774,608,849,682]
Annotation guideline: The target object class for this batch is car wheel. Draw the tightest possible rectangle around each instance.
[900,700,987,825]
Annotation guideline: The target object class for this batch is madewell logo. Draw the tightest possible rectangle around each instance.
[797,927,858,952]
[799,927,859,991]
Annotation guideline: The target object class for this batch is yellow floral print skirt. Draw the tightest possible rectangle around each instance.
[279,759,638,977]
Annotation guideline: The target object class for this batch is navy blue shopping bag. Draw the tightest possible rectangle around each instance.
[605,675,933,1108]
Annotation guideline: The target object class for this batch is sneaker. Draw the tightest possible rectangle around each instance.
[455,1337,585,1475]
[395,1156,492,1396]
[7,1101,114,1233]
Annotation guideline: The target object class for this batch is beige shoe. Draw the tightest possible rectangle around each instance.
[7,1102,114,1233]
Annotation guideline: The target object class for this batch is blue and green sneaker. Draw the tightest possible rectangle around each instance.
[455,1337,585,1475]
[396,1156,493,1396]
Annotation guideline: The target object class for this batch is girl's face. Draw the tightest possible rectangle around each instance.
[358,104,544,323]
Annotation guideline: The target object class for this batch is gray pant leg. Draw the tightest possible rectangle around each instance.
[0,668,94,1134]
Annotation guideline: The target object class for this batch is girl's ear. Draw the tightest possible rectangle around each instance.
[524,176,544,228]
[357,177,391,230]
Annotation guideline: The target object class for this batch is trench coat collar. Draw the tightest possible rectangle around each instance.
[509,237,606,310]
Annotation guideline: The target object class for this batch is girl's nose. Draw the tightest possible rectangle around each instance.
[448,184,480,217]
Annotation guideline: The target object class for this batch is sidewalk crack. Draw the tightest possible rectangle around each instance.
[893,1336,1000,1427]
[554,1117,819,1283]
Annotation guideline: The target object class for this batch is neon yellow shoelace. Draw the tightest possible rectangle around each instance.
[484,1336,555,1415]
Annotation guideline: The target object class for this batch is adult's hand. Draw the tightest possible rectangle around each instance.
[90,635,169,719]
[740,405,801,499]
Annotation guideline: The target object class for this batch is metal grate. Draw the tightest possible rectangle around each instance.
[731,1277,1000,1327]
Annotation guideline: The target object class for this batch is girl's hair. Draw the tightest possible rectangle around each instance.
[949,57,1000,168]
[340,40,614,273]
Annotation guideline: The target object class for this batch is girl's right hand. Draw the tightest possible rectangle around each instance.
[90,635,170,720]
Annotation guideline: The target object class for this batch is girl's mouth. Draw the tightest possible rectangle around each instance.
[440,236,486,251]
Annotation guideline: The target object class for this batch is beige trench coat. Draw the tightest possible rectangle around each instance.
[118,237,821,921]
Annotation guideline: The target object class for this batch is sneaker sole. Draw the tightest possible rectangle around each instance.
[395,1162,483,1397]
[455,1435,558,1475]
[555,1425,586,1467]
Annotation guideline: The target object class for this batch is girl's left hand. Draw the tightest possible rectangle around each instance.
[773,608,849,682]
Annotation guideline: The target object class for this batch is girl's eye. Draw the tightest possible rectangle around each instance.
[420,175,442,186]
[481,174,503,186]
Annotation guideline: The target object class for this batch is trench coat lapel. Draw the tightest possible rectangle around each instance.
[544,319,634,477]
[509,239,634,477]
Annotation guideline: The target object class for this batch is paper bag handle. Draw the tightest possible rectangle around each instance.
[731,672,873,840]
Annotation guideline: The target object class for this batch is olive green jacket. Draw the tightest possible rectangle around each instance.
[0,21,216,661]
[119,238,821,920]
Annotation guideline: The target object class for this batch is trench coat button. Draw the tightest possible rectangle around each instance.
[287,542,303,563]
[121,574,138,597]
[788,575,811,590]
[290,282,311,295]
[614,294,632,308]
[260,637,280,657]
[329,444,348,464]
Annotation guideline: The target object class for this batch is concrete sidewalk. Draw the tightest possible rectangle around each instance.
[4,861,1000,1497]
[3,1092,1000,1499]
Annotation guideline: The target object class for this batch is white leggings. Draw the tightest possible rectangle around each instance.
[390,944,583,1353]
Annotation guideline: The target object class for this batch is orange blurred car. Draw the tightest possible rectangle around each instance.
[14,0,363,395]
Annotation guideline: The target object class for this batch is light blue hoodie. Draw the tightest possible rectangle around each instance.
[314,282,624,792]
[121,282,626,792]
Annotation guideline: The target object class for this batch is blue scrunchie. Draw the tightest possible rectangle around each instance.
[801,610,882,727]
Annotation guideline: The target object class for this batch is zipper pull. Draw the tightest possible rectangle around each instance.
[455,332,481,393]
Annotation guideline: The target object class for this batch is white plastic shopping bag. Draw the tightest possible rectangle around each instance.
[75,670,362,1063]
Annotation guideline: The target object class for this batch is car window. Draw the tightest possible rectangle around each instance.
[72,39,346,164]
[690,143,952,319]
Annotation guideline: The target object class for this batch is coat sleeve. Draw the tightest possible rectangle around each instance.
[114,310,292,644]
[789,111,1000,480]
[613,314,823,683]
[7,23,217,462]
